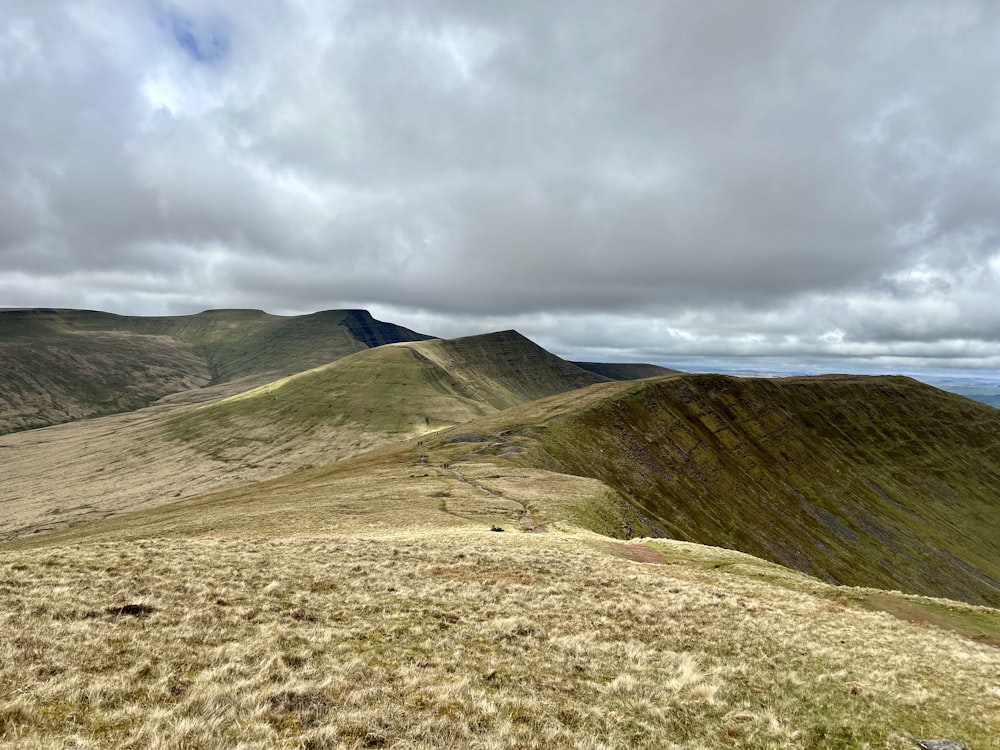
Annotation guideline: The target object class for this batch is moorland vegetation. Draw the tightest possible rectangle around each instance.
[1,308,998,749]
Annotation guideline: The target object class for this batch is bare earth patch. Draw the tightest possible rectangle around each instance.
[604,541,668,564]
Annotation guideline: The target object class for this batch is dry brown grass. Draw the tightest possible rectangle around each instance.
[0,386,408,542]
[1,444,648,549]
[0,401,231,541]
[2,528,998,749]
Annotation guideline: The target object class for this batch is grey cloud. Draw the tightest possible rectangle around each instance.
[1,0,998,371]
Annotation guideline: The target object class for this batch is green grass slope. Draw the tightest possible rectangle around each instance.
[0,308,431,434]
[416,331,609,408]
[449,373,1000,606]
[122,367,1000,606]
[124,308,433,382]
[2,307,432,382]
[6,361,999,747]
[165,330,608,464]
[0,330,213,433]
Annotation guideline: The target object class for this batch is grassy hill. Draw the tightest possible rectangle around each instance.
[0,329,212,433]
[7,322,999,606]
[0,308,431,434]
[24,367,1000,607]
[165,330,608,466]
[0,329,609,542]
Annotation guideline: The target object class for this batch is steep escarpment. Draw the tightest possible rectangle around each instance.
[412,331,609,409]
[572,361,679,380]
[518,374,1000,605]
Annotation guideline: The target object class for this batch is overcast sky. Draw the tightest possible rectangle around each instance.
[3,1,999,374]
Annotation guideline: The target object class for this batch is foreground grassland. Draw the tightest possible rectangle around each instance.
[3,529,999,750]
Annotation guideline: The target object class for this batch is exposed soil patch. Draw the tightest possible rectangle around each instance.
[858,591,1000,649]
[520,511,547,533]
[604,542,666,564]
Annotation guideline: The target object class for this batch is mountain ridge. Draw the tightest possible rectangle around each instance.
[0,307,433,434]
[164,329,610,466]
[572,361,680,380]
[3,310,999,608]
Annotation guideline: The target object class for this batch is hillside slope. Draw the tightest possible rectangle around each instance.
[0,330,608,541]
[4,349,999,748]
[166,330,608,464]
[415,331,610,408]
[0,330,212,433]
[4,316,998,608]
[0,308,431,434]
[5,393,998,747]
[44,368,1000,607]
[413,373,1000,605]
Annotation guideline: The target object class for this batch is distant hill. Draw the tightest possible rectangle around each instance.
[0,328,213,433]
[0,329,607,542]
[166,330,608,465]
[0,308,431,434]
[572,361,679,380]
[972,393,1000,407]
[936,386,1000,408]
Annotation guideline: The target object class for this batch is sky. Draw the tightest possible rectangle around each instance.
[2,1,1000,376]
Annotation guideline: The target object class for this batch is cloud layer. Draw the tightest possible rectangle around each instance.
[2,1,999,371]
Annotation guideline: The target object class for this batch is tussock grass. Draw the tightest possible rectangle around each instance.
[2,529,998,749]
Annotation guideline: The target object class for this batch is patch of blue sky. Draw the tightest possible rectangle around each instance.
[156,4,230,63]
